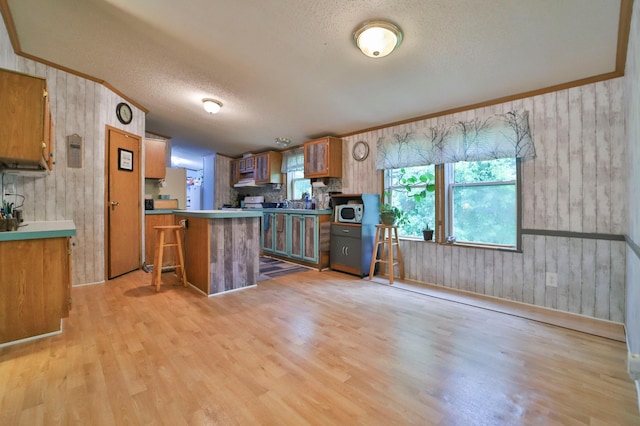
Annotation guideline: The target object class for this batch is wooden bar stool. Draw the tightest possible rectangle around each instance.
[151,225,187,292]
[369,224,404,284]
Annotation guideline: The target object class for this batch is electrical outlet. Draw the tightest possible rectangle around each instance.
[546,272,558,287]
[4,184,16,195]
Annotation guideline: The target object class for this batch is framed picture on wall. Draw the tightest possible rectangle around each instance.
[118,148,133,172]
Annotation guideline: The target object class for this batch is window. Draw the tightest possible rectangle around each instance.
[385,165,436,237]
[289,169,311,200]
[384,158,518,247]
[448,158,517,246]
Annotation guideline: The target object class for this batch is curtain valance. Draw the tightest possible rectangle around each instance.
[375,110,535,170]
[280,147,305,173]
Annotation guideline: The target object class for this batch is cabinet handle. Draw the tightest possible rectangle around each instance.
[345,246,349,256]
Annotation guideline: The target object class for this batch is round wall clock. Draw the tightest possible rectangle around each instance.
[352,140,370,161]
[116,102,133,125]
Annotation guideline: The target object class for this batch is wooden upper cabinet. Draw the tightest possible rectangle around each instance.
[230,159,240,185]
[304,136,343,178]
[145,138,167,179]
[0,68,53,170]
[239,156,255,173]
[254,151,282,184]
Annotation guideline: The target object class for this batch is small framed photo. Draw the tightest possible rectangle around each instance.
[118,148,133,172]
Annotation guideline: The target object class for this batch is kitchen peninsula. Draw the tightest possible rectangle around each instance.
[173,210,261,296]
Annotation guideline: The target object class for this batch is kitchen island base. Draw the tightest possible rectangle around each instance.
[175,211,261,296]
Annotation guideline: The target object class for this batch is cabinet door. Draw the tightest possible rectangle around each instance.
[330,235,361,270]
[254,153,268,183]
[230,159,239,185]
[0,69,47,164]
[274,213,288,255]
[262,213,275,253]
[145,138,167,179]
[304,137,342,178]
[144,214,176,265]
[304,140,328,177]
[302,216,318,263]
[290,215,303,259]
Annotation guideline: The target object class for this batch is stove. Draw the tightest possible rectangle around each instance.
[243,196,264,209]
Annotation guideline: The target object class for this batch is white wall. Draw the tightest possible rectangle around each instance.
[340,78,627,322]
[625,0,640,355]
[0,17,145,286]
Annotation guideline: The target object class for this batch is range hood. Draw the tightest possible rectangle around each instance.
[234,178,261,188]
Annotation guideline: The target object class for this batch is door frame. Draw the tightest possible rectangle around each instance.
[104,125,142,281]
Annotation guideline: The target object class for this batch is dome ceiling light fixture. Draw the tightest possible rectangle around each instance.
[202,98,222,114]
[353,20,403,58]
[275,137,291,147]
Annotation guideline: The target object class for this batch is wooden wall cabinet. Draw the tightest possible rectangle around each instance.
[239,156,255,173]
[230,159,240,185]
[0,237,71,344]
[304,136,343,178]
[0,68,54,171]
[145,138,167,179]
[254,151,282,184]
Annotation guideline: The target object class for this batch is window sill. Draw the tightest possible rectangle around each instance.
[398,237,521,253]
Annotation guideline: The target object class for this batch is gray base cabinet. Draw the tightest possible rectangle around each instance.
[329,193,380,277]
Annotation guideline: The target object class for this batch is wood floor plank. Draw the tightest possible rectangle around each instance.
[0,269,638,425]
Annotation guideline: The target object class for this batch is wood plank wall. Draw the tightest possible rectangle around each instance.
[0,18,146,286]
[340,79,627,323]
[625,1,640,354]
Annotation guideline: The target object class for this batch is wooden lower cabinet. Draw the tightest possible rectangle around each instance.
[0,237,71,344]
[144,213,176,266]
[261,211,331,270]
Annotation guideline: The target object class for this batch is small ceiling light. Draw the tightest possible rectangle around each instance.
[353,20,403,58]
[275,137,291,147]
[202,98,222,114]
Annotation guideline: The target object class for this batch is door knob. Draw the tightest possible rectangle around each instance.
[111,201,120,207]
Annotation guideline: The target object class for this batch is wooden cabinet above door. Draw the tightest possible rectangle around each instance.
[145,138,167,179]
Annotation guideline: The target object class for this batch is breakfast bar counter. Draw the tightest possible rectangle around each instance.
[173,210,261,296]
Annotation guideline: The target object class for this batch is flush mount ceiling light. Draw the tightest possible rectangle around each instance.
[353,20,403,58]
[275,137,291,147]
[202,98,222,114]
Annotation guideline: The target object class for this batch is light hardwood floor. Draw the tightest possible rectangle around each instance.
[1,269,638,425]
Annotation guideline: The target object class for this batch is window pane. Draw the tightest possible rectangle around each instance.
[384,165,436,238]
[451,184,516,245]
[454,158,516,183]
[292,169,311,199]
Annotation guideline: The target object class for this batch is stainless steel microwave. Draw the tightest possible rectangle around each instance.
[336,204,364,223]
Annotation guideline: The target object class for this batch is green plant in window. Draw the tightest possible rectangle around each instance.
[380,191,407,226]
[398,168,436,232]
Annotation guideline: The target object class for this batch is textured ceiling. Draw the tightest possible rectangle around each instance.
[6,0,623,164]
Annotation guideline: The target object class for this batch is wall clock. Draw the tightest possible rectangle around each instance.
[352,140,370,161]
[116,102,133,125]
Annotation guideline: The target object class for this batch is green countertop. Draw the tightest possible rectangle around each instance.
[145,210,175,215]
[0,220,76,242]
[173,210,263,219]
[259,208,332,215]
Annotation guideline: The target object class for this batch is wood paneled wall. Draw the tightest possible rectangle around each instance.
[625,0,640,354]
[341,78,627,322]
[0,18,146,286]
